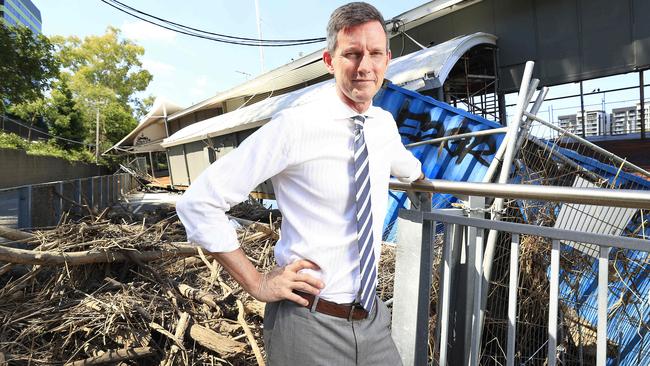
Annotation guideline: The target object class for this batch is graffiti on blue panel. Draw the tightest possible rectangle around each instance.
[374,83,505,241]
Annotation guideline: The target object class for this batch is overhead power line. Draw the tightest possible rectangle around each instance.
[100,0,326,47]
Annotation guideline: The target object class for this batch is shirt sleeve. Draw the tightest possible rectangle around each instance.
[175,113,294,252]
[385,113,422,183]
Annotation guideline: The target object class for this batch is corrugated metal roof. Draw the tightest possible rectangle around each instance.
[161,32,497,148]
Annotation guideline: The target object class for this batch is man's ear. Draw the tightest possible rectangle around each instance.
[386,49,392,65]
[323,50,335,74]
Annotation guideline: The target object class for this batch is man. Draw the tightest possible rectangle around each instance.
[176,2,423,364]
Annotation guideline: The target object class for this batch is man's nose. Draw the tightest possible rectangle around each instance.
[357,53,372,74]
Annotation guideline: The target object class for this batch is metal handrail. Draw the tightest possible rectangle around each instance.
[389,179,650,209]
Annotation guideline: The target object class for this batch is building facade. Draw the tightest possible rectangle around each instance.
[0,0,41,34]
[610,106,636,135]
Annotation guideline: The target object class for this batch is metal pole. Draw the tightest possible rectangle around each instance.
[149,151,156,178]
[469,219,485,366]
[405,127,508,148]
[390,179,650,209]
[548,239,560,366]
[95,106,100,163]
[254,0,264,73]
[580,81,586,137]
[506,233,520,366]
[597,246,611,366]
[640,71,646,139]
[438,222,454,366]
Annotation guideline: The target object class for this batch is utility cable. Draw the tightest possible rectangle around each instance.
[100,0,326,47]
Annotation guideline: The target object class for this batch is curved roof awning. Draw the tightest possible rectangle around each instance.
[105,97,184,154]
[161,32,497,149]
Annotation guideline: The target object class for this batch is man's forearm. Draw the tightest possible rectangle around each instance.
[207,247,324,306]
[209,248,262,295]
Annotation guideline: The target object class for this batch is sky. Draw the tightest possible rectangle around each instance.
[33,0,428,109]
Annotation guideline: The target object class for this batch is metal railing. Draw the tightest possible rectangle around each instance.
[0,173,140,229]
[388,179,650,366]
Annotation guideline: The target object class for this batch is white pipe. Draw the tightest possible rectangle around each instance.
[548,239,560,366]
[597,246,611,366]
[506,233,520,366]
[405,127,507,148]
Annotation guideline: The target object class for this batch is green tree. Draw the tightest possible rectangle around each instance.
[134,94,156,121]
[52,27,153,150]
[0,24,58,112]
[48,81,86,150]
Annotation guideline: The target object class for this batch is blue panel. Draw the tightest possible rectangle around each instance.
[373,83,505,241]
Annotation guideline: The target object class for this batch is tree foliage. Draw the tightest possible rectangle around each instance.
[48,81,86,150]
[51,27,153,151]
[4,26,154,164]
[0,24,59,111]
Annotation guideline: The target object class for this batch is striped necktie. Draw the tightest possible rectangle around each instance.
[352,115,377,313]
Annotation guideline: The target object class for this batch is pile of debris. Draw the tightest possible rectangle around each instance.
[0,202,399,365]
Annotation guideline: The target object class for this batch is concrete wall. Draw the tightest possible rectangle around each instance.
[0,148,106,189]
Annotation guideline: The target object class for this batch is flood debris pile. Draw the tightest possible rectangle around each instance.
[0,204,276,365]
[0,202,401,365]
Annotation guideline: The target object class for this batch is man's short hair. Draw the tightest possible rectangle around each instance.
[326,2,388,53]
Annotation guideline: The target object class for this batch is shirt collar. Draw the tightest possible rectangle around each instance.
[326,86,378,121]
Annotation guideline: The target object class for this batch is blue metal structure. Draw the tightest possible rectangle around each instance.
[548,146,650,365]
[374,83,505,241]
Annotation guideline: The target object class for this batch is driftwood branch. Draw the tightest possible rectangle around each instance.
[0,243,197,266]
[237,300,265,366]
[64,347,155,366]
[188,323,246,357]
[160,311,190,366]
[0,226,34,242]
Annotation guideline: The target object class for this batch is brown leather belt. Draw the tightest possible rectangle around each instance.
[295,291,368,321]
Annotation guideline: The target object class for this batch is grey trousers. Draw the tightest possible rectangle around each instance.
[263,297,403,366]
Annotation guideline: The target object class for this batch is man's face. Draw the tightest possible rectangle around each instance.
[323,20,391,112]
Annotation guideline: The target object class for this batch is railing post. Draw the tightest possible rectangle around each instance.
[88,178,95,210]
[597,246,611,366]
[18,186,32,229]
[506,233,520,366]
[74,179,82,215]
[54,182,63,224]
[392,193,434,366]
[469,223,485,366]
[548,239,561,366]
[113,175,118,203]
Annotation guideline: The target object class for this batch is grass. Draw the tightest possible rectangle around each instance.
[0,131,96,163]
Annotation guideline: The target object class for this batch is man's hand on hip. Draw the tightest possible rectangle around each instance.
[253,260,324,306]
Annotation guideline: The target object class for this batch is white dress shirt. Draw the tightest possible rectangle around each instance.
[176,86,422,304]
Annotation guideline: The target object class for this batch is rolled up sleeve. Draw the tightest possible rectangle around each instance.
[176,114,293,252]
[386,121,422,183]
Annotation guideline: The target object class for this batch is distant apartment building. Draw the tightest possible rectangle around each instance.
[557,111,607,136]
[557,114,579,134]
[634,102,650,133]
[610,106,636,134]
[0,0,41,34]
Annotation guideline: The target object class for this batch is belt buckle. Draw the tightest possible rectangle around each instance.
[347,304,358,321]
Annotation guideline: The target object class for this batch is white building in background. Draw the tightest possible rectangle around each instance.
[577,110,608,136]
[556,111,607,136]
[611,106,636,134]
[557,114,579,134]
[635,102,650,133]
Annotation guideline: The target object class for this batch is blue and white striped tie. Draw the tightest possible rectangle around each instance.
[352,115,377,313]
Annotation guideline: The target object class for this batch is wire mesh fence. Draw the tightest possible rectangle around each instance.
[476,113,650,365]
